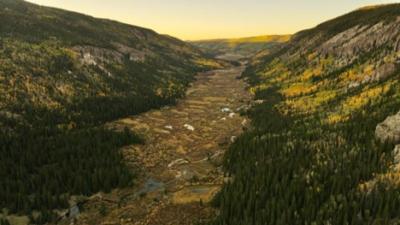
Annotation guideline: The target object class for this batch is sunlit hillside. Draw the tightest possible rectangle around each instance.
[224,35,291,44]
[212,4,400,225]
[192,35,291,60]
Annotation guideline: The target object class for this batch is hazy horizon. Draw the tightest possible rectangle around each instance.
[26,0,399,40]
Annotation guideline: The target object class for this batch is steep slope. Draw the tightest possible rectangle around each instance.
[0,0,220,224]
[192,35,290,60]
[0,0,217,112]
[213,4,400,225]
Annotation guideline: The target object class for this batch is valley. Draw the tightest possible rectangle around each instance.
[67,66,252,225]
[2,1,400,225]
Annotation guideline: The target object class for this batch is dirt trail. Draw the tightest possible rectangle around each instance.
[74,66,252,225]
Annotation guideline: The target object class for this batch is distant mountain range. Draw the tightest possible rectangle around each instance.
[191,35,291,60]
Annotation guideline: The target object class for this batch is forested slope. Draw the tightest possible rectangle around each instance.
[0,0,219,224]
[213,4,400,225]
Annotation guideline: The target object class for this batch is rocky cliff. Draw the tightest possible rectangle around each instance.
[246,4,400,120]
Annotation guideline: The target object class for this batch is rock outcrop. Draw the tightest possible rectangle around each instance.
[393,145,400,170]
[319,17,400,65]
[375,111,400,144]
[376,111,400,171]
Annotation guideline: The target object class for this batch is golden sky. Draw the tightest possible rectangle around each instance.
[26,0,399,40]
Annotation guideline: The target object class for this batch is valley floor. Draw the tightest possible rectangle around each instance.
[67,66,252,225]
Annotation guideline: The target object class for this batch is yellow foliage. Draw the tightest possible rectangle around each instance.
[298,66,323,81]
[363,64,374,75]
[320,56,334,67]
[339,63,377,85]
[383,53,397,63]
[326,114,349,124]
[258,62,291,85]
[342,84,392,112]
[339,68,360,83]
[194,59,223,69]
[226,35,291,45]
[281,82,317,98]
[300,69,314,81]
[283,90,337,113]
[272,71,291,83]
[250,83,272,95]
[307,52,318,61]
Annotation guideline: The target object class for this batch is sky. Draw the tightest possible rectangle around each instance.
[26,0,399,40]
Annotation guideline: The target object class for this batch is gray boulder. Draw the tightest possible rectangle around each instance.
[394,145,400,165]
[376,111,400,144]
[391,145,400,171]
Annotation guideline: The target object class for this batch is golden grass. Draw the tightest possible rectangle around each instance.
[171,185,221,204]
[226,35,292,44]
[194,35,291,45]
[194,59,224,69]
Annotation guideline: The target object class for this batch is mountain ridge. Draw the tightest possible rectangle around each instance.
[191,34,291,43]
[191,34,290,60]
